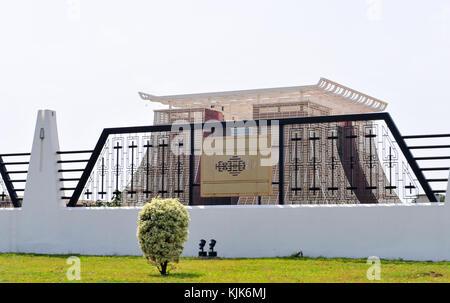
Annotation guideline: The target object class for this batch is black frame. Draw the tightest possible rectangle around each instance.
[67,112,437,207]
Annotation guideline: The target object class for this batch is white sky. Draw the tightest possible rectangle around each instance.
[0,0,449,153]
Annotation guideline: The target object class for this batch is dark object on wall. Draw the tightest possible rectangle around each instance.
[293,250,303,258]
[198,239,207,257]
[208,239,217,257]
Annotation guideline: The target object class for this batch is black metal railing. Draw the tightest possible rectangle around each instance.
[61,112,441,207]
[0,152,31,207]
[57,150,94,200]
[403,134,450,197]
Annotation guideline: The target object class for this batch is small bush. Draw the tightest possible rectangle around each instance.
[136,197,190,275]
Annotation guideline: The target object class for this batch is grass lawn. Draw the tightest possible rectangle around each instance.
[0,253,448,283]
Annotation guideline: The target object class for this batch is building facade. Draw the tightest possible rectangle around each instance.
[126,78,404,205]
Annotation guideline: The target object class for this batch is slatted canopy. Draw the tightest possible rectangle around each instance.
[139,78,388,120]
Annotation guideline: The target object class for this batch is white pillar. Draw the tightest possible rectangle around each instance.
[22,110,64,212]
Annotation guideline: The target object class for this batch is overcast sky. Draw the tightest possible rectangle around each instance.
[0,0,449,153]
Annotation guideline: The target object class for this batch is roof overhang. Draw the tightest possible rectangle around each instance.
[138,78,388,116]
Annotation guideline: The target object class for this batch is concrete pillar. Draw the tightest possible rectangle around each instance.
[22,110,64,212]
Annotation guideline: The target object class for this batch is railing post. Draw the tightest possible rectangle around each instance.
[278,123,284,205]
[188,127,195,206]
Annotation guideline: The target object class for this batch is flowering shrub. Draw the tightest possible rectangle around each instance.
[136,197,190,275]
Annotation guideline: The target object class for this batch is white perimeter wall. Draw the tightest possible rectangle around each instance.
[0,110,449,261]
[0,203,449,260]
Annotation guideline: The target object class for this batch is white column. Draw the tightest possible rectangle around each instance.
[22,110,64,212]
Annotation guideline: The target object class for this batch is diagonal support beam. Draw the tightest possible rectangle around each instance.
[383,113,437,202]
[0,155,20,207]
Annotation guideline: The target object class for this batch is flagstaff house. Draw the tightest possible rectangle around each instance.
[128,78,408,206]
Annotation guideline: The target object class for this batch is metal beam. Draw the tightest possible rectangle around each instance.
[383,113,437,202]
[68,130,109,207]
[278,124,284,205]
[188,127,195,205]
[0,155,21,207]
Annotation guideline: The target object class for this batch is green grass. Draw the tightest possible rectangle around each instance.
[0,253,448,283]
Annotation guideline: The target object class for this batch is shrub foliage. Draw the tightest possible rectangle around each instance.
[137,197,190,275]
